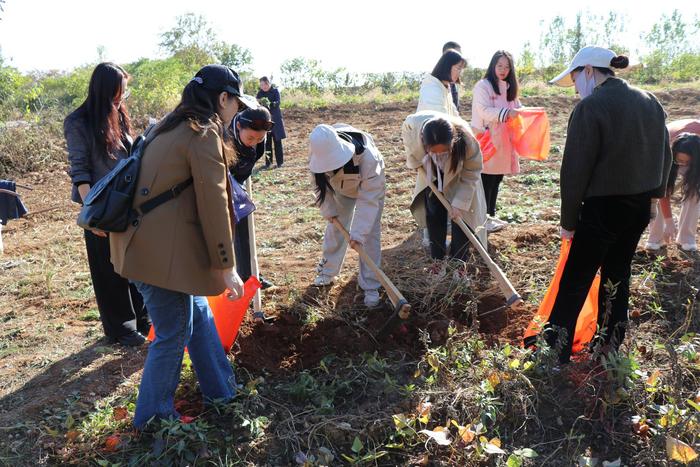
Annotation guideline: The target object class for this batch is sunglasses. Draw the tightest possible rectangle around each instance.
[239,116,274,131]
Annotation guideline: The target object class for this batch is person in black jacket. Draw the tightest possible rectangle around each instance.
[256,77,287,168]
[229,106,276,297]
[533,47,672,363]
[64,62,149,346]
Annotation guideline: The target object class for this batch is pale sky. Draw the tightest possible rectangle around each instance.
[0,0,698,76]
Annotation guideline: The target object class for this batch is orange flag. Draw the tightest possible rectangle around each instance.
[147,276,261,353]
[507,107,551,161]
[524,240,599,353]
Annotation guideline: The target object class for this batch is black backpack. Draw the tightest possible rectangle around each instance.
[77,127,192,233]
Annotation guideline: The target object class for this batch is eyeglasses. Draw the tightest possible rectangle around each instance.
[239,116,274,131]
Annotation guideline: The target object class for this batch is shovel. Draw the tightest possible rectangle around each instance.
[330,218,411,338]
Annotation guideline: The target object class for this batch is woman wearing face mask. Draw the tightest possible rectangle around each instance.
[64,62,150,347]
[646,121,700,252]
[417,49,466,117]
[402,111,487,272]
[228,107,277,306]
[471,50,522,233]
[109,64,247,429]
[536,47,672,364]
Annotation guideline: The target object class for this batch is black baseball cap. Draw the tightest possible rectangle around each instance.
[193,65,259,109]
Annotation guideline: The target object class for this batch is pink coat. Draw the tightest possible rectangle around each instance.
[471,79,521,175]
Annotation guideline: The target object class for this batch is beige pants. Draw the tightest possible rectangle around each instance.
[648,195,700,247]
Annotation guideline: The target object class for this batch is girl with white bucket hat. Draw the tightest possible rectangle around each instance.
[309,124,386,309]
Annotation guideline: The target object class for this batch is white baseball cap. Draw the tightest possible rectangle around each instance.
[549,46,617,87]
[308,124,355,173]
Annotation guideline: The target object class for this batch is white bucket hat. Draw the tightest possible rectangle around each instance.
[308,124,355,173]
[549,46,617,87]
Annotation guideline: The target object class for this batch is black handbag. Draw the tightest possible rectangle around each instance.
[77,127,192,232]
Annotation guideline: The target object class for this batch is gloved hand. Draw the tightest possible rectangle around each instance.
[560,227,575,240]
[663,217,678,243]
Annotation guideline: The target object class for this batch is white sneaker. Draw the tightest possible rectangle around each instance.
[680,243,698,252]
[364,290,381,308]
[485,217,506,233]
[312,274,335,287]
[645,242,662,251]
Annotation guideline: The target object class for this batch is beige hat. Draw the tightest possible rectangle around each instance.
[308,124,355,173]
[549,46,617,87]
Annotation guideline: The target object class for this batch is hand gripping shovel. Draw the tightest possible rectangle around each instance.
[330,218,411,338]
[419,167,522,308]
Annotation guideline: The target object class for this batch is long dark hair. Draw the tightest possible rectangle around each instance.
[151,78,235,164]
[76,62,132,158]
[484,50,519,102]
[668,133,700,201]
[314,173,334,206]
[236,107,272,130]
[422,118,468,174]
[431,49,466,83]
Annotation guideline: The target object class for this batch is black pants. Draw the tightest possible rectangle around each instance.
[234,215,253,281]
[481,173,504,216]
[544,194,651,362]
[84,230,149,338]
[424,188,470,262]
[264,135,284,167]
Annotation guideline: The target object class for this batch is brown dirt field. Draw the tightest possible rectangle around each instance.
[1,90,699,463]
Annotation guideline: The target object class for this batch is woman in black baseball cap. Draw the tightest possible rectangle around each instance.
[192,64,259,110]
[110,63,255,429]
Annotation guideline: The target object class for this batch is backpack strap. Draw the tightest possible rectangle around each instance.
[138,177,193,216]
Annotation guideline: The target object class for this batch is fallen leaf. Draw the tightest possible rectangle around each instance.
[646,369,661,386]
[104,435,120,452]
[416,401,432,421]
[427,354,440,371]
[456,424,475,443]
[666,435,698,464]
[490,437,502,448]
[488,372,501,388]
[113,406,128,421]
[602,459,621,467]
[393,413,413,430]
[419,428,452,446]
[66,430,79,442]
[483,441,506,455]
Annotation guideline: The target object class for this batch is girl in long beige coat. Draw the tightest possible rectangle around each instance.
[402,111,487,269]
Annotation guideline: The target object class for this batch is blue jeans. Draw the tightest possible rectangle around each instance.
[132,281,236,429]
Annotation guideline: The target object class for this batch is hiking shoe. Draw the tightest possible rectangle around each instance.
[680,243,698,252]
[364,290,381,309]
[259,276,276,290]
[485,216,506,233]
[312,274,335,287]
[645,242,662,251]
[114,330,147,347]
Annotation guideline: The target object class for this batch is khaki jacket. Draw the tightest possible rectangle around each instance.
[402,111,488,246]
[110,121,235,296]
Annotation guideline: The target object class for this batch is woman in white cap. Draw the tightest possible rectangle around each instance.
[537,46,672,363]
[309,124,386,309]
[402,111,487,271]
[646,122,700,252]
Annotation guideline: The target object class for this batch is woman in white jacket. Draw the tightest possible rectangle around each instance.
[417,49,466,117]
[471,50,522,232]
[309,124,386,308]
[402,111,487,270]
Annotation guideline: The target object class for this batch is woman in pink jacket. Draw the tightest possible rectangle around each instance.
[471,50,522,232]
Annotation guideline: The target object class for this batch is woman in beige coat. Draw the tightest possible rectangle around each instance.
[110,64,252,429]
[402,111,487,272]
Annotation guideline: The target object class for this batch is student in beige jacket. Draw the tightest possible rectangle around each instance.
[309,124,386,308]
[402,111,487,272]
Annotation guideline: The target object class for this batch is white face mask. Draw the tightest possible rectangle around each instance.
[574,71,596,99]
